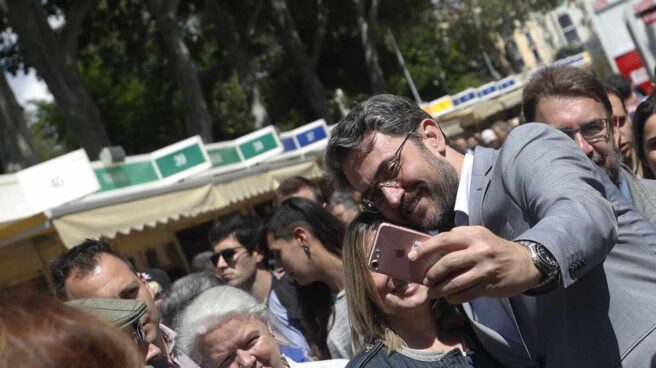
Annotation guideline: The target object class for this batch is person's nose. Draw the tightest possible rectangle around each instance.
[388,276,408,289]
[574,132,594,155]
[235,349,256,367]
[380,185,404,209]
[217,255,228,269]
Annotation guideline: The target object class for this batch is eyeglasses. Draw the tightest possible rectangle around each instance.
[361,128,416,213]
[559,118,610,144]
[210,247,246,265]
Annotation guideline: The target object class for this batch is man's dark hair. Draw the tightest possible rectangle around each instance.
[604,84,628,116]
[325,94,432,191]
[605,74,632,100]
[274,176,324,203]
[208,214,263,254]
[266,197,344,257]
[523,65,613,122]
[49,238,135,300]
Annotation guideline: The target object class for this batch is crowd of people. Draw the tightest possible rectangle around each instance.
[2,64,656,367]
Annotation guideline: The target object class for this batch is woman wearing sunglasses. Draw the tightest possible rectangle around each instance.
[342,212,501,368]
[266,197,351,360]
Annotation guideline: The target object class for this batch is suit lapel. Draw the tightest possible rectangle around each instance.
[468,147,534,360]
[468,147,496,226]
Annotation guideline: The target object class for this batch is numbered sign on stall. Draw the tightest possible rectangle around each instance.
[93,158,160,192]
[235,126,283,165]
[151,136,211,182]
[293,119,328,152]
[204,141,246,175]
[16,149,100,214]
[280,132,299,152]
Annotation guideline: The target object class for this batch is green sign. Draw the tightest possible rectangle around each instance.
[207,146,242,167]
[238,132,279,161]
[154,144,207,178]
[94,161,160,192]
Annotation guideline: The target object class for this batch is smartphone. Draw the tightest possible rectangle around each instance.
[367,222,433,283]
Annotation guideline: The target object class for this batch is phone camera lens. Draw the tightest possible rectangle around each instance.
[371,260,379,269]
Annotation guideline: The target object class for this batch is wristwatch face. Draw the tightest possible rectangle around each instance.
[536,244,558,270]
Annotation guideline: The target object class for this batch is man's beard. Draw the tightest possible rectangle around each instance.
[604,150,622,184]
[592,144,622,184]
[414,148,459,232]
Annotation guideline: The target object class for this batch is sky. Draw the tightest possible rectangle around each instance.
[5,70,53,111]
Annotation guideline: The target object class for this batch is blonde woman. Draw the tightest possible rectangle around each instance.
[342,212,500,368]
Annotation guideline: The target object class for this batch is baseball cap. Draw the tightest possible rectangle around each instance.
[65,298,147,329]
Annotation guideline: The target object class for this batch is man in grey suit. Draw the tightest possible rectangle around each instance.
[324,94,656,367]
[523,65,656,224]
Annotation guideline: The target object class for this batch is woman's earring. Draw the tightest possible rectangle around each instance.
[302,243,310,255]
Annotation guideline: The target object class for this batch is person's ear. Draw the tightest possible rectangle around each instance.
[253,249,264,263]
[293,226,308,245]
[418,118,447,155]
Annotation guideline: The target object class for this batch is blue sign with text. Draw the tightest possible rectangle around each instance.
[295,125,328,148]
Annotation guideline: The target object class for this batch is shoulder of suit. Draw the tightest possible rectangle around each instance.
[638,176,656,192]
[501,123,579,158]
[506,123,564,144]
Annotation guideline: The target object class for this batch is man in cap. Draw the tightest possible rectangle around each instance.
[66,298,150,361]
[50,239,199,368]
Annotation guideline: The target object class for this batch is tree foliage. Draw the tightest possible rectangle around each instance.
[0,0,561,164]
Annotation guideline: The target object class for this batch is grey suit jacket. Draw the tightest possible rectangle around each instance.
[621,165,656,224]
[465,124,656,367]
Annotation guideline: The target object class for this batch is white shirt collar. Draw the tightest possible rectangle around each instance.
[454,152,474,216]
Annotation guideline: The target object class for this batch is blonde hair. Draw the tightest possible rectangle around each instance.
[342,213,407,352]
[343,213,465,353]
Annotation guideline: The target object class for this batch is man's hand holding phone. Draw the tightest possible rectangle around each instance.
[407,226,543,304]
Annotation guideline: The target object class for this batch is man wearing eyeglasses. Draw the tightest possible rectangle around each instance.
[208,214,311,359]
[523,65,656,225]
[325,92,656,367]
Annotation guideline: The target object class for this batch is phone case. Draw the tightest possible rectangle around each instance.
[367,223,432,283]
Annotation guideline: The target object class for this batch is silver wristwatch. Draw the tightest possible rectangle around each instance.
[518,240,560,294]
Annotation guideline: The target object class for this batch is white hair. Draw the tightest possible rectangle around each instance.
[176,286,271,363]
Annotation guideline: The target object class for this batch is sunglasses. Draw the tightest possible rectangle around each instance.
[210,247,246,265]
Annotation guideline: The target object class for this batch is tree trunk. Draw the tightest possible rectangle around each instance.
[0,0,111,159]
[147,0,213,142]
[0,72,38,173]
[270,0,330,121]
[353,0,385,93]
[205,0,269,128]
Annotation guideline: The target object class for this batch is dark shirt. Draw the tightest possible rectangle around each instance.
[346,340,500,368]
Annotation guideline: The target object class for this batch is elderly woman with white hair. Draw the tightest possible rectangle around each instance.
[177,285,348,368]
